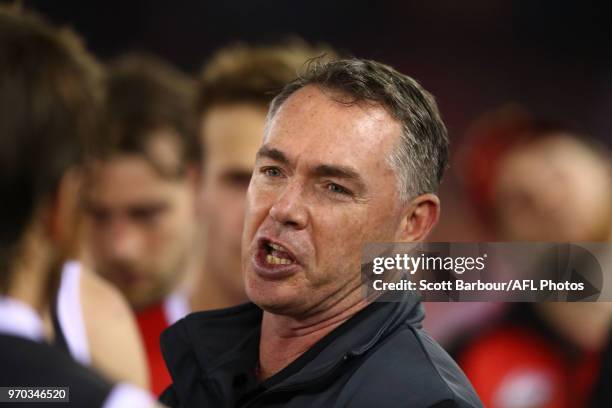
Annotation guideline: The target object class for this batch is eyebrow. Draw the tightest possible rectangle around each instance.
[256,146,290,166]
[311,164,360,181]
[312,164,367,192]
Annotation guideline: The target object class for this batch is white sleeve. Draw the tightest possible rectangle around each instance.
[102,383,158,408]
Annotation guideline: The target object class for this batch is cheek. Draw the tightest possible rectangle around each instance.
[205,187,248,229]
[150,219,189,274]
[150,211,188,253]
[225,190,248,231]
[311,207,369,278]
[87,225,111,256]
[572,175,608,221]
[312,201,398,276]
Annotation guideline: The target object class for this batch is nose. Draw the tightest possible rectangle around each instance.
[269,182,308,230]
[106,219,141,262]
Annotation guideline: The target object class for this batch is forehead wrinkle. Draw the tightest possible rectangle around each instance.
[263,86,401,187]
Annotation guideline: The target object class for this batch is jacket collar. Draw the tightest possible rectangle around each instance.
[0,296,45,342]
[161,291,423,401]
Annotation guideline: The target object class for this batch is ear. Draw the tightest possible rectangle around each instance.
[49,168,84,257]
[396,193,440,242]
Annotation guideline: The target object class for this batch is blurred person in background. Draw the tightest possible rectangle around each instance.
[45,146,149,391]
[0,7,157,406]
[189,41,335,312]
[82,54,200,395]
[454,106,612,408]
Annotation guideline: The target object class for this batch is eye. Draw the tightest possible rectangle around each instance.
[261,166,283,178]
[222,171,252,189]
[129,205,167,224]
[326,182,351,196]
[87,208,110,224]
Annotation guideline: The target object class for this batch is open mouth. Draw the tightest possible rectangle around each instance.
[260,239,297,266]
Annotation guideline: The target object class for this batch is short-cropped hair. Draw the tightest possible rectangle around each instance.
[269,58,449,201]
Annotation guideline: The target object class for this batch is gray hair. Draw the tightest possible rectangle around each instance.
[267,58,449,201]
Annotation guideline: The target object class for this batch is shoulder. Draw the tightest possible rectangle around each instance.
[0,334,112,405]
[339,323,483,408]
[80,266,149,389]
[80,266,130,318]
[158,385,180,407]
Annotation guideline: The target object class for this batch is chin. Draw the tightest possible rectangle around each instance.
[245,275,300,315]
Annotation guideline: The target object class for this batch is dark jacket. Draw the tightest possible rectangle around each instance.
[0,334,112,407]
[159,292,483,408]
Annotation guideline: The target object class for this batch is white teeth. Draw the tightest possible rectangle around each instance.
[265,254,293,265]
[269,242,285,251]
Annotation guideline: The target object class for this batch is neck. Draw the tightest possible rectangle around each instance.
[258,292,370,381]
[7,223,55,315]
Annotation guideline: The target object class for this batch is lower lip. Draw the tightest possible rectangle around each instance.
[251,246,300,280]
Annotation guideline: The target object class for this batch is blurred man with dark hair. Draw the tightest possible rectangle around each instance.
[455,107,612,408]
[189,41,335,312]
[161,58,482,407]
[82,54,200,395]
[0,7,158,406]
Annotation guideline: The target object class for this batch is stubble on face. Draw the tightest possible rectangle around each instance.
[241,86,405,319]
[84,152,195,311]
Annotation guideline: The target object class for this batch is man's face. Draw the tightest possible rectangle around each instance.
[199,103,266,298]
[494,134,612,241]
[83,136,197,310]
[242,86,404,317]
